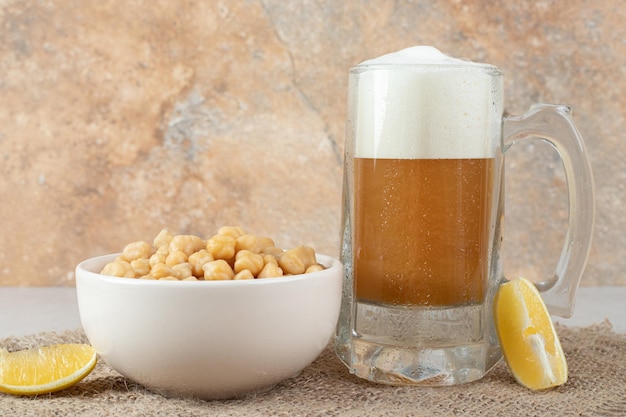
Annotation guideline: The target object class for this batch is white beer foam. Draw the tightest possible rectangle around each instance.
[353,46,503,159]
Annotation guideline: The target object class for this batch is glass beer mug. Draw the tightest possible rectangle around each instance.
[335,46,594,386]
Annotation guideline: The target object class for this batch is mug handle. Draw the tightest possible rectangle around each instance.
[502,104,595,318]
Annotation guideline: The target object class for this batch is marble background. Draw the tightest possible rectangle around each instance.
[0,0,623,287]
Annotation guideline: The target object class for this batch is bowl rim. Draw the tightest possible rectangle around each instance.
[76,252,342,288]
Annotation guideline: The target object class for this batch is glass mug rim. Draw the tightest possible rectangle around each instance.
[349,62,503,76]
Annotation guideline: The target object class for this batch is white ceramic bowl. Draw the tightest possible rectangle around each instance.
[75,253,342,400]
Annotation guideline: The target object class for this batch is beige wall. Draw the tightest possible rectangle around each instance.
[0,0,623,286]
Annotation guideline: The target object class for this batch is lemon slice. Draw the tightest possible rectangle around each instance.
[0,344,97,395]
[493,277,568,390]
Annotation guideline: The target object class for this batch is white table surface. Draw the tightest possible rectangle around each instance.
[0,286,624,339]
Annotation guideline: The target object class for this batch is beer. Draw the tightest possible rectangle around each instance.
[353,157,495,306]
[346,48,501,308]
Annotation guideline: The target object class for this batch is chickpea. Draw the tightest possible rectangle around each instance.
[169,234,205,257]
[203,260,235,281]
[149,246,169,267]
[188,249,214,277]
[279,246,317,275]
[122,241,153,262]
[305,264,325,274]
[256,237,276,253]
[262,254,278,266]
[183,276,199,281]
[172,262,193,280]
[235,234,260,253]
[296,246,318,269]
[139,274,157,280]
[234,234,276,254]
[130,258,151,277]
[150,263,175,279]
[218,226,246,238]
[233,269,254,280]
[153,229,174,248]
[261,246,284,257]
[206,235,236,260]
[257,262,283,278]
[278,250,305,275]
[234,250,264,276]
[159,276,179,281]
[166,250,188,267]
[101,260,135,278]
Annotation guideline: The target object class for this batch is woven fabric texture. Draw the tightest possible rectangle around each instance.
[1,324,624,417]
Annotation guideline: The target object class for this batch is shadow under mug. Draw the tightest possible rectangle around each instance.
[335,61,594,386]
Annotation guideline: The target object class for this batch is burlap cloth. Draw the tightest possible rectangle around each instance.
[1,323,624,417]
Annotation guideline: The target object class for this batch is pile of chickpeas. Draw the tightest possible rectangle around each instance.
[100,226,326,281]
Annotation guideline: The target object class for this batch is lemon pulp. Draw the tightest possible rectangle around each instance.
[493,277,568,390]
[0,343,97,395]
